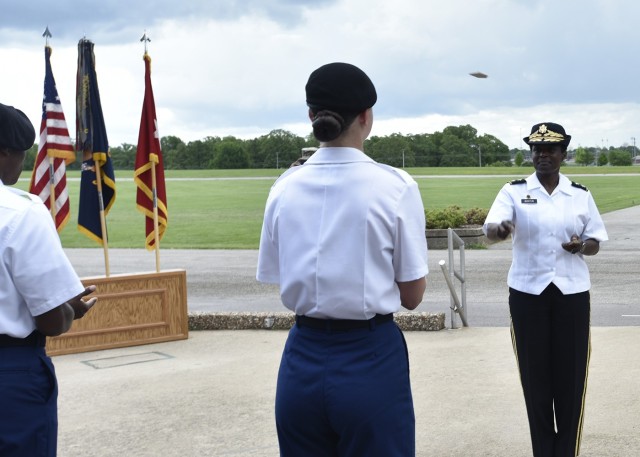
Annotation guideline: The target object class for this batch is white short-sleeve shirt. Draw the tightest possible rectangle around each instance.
[483,172,608,295]
[257,147,429,319]
[0,181,85,337]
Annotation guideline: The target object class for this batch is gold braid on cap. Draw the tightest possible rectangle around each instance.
[527,124,565,143]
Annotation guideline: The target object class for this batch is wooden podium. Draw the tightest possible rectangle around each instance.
[46,269,188,356]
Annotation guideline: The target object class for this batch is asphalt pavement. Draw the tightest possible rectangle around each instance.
[66,204,640,327]
[54,205,640,456]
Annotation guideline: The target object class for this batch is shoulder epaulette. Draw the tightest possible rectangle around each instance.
[509,179,526,185]
[6,187,40,202]
[571,181,588,191]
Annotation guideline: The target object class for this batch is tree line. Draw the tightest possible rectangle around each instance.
[23,124,636,171]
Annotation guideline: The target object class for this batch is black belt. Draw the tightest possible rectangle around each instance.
[0,331,46,348]
[295,313,394,331]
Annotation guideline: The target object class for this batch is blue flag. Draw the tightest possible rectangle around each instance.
[76,39,116,244]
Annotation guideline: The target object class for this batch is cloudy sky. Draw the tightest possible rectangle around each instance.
[1,0,639,151]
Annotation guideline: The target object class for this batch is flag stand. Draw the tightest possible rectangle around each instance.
[94,159,111,277]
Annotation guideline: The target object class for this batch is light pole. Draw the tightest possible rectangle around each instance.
[470,144,482,167]
[471,144,482,167]
[468,72,487,166]
[632,137,636,157]
[598,139,604,166]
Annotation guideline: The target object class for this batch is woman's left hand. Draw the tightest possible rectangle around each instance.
[561,234,582,254]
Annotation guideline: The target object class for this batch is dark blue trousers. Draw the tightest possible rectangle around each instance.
[509,284,591,457]
[275,320,415,457]
[0,345,58,457]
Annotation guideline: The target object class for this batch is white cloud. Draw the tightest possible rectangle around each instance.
[1,0,638,150]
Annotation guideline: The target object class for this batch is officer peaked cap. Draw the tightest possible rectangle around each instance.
[523,122,571,147]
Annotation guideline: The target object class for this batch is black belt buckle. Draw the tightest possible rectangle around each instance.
[295,313,393,332]
[0,331,46,348]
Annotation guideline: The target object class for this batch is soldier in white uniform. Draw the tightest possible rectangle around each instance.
[483,122,608,457]
[0,102,97,456]
[257,63,429,456]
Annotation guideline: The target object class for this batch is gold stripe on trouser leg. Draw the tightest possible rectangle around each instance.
[574,326,591,456]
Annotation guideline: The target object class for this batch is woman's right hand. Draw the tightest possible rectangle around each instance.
[487,220,514,241]
[496,221,515,239]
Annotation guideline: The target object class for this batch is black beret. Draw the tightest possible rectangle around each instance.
[305,62,377,114]
[0,102,35,151]
[523,122,571,147]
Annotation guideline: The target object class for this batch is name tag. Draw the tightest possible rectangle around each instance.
[521,198,537,204]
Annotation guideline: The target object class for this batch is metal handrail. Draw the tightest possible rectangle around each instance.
[438,228,468,328]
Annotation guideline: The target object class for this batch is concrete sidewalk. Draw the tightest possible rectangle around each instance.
[54,205,640,456]
[55,327,640,456]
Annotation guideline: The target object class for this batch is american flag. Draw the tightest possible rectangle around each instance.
[29,45,76,232]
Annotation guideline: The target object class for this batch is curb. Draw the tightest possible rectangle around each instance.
[188,311,446,331]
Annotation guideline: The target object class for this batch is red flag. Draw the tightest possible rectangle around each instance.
[29,45,75,232]
[134,52,168,250]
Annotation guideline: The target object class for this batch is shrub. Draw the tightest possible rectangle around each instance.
[425,206,465,229]
[463,207,489,225]
[425,206,489,229]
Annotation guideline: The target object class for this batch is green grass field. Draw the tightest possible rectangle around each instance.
[16,166,639,249]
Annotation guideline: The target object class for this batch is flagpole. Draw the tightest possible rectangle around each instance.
[151,161,161,272]
[43,27,56,223]
[140,31,161,272]
[48,156,57,220]
[94,160,111,277]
